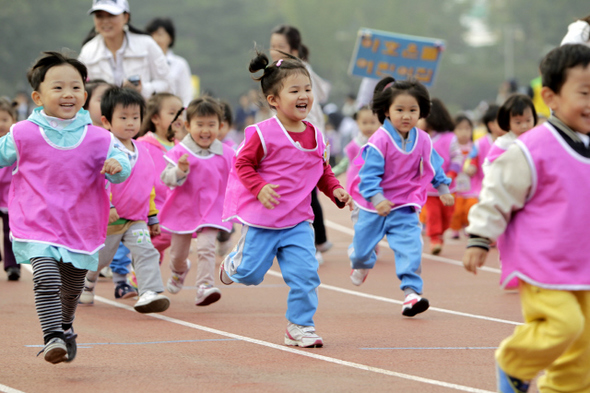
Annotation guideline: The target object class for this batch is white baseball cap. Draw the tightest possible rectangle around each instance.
[88,0,130,15]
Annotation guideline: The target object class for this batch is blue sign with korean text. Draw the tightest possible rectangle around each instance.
[349,28,445,87]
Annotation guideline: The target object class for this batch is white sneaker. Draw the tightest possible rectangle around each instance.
[284,322,323,348]
[402,293,429,317]
[315,250,324,266]
[134,290,170,314]
[167,260,191,294]
[195,284,221,306]
[38,337,68,364]
[350,269,369,286]
[79,286,95,305]
[218,260,233,285]
[99,266,113,278]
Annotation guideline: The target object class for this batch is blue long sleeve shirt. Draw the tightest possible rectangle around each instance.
[359,120,451,207]
[0,108,131,269]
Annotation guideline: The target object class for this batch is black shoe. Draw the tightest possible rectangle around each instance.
[114,282,138,299]
[7,267,20,281]
[64,329,78,363]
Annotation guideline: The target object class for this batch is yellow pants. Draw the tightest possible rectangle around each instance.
[496,282,590,392]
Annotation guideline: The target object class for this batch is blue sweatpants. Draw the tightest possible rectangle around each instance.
[224,221,320,326]
[110,242,132,277]
[348,206,424,294]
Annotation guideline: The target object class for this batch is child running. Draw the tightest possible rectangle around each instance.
[448,114,477,239]
[81,86,170,314]
[332,105,380,192]
[463,43,590,393]
[484,94,537,168]
[348,77,454,317]
[160,97,234,306]
[220,51,353,348]
[0,52,131,363]
[417,98,460,254]
[137,93,184,261]
[0,98,18,281]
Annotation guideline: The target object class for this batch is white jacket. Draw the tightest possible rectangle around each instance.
[79,31,171,99]
[166,50,194,106]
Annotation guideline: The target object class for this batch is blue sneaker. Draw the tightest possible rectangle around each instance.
[497,363,530,392]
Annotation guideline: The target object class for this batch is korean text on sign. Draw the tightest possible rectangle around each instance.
[349,28,445,88]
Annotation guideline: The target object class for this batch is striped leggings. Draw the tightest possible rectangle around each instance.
[31,257,87,342]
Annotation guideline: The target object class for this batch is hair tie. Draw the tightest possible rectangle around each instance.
[276,59,283,67]
[384,81,395,90]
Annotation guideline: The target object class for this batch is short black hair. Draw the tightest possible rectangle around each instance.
[497,94,537,132]
[371,77,430,124]
[145,17,176,48]
[100,87,146,124]
[186,96,223,124]
[421,98,454,132]
[541,44,590,94]
[27,51,88,92]
[218,99,233,126]
[481,104,499,133]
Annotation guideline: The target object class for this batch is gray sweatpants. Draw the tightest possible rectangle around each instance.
[87,221,164,295]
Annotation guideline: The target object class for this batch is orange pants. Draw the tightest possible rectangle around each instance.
[425,196,454,244]
[450,196,478,231]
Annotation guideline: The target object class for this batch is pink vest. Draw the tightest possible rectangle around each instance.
[498,124,590,289]
[9,121,110,254]
[222,137,237,150]
[223,117,326,229]
[0,165,14,209]
[427,132,455,196]
[470,134,493,197]
[344,138,363,196]
[352,127,435,212]
[110,141,155,221]
[485,143,507,165]
[160,143,233,233]
[137,133,176,210]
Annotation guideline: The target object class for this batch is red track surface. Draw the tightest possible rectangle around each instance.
[0,193,538,392]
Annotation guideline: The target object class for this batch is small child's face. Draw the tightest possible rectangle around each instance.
[87,84,110,126]
[0,110,15,137]
[103,104,141,141]
[487,119,505,140]
[545,64,590,134]
[454,120,473,145]
[217,121,230,141]
[152,96,183,134]
[31,64,87,119]
[187,115,220,149]
[270,73,314,124]
[386,93,420,135]
[356,109,380,138]
[509,107,535,136]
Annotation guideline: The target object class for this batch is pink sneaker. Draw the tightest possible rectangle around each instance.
[402,293,429,317]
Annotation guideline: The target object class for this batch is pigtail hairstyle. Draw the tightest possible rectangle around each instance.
[249,50,310,108]
[371,77,430,124]
[497,94,538,132]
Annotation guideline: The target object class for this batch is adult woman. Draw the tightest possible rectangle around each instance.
[146,17,194,106]
[79,0,171,99]
[269,25,333,263]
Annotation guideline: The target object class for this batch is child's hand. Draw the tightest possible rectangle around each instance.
[375,200,394,217]
[257,184,280,209]
[101,158,122,175]
[109,207,119,224]
[178,154,190,172]
[440,193,455,206]
[333,188,354,211]
[464,164,477,177]
[463,247,488,275]
[149,223,161,237]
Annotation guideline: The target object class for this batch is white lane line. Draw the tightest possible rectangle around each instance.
[324,220,502,274]
[0,383,27,393]
[95,296,494,393]
[265,270,521,326]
